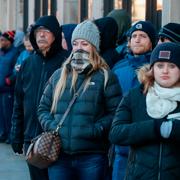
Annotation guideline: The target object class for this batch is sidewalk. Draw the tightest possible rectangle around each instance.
[0,143,30,180]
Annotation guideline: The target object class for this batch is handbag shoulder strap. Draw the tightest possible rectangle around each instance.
[54,79,86,133]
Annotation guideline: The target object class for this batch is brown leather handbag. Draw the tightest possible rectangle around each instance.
[26,81,85,169]
[26,131,61,169]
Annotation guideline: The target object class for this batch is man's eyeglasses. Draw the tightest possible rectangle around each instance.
[35,27,51,35]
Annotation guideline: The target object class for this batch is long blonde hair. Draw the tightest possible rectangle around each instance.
[137,64,154,94]
[51,46,109,113]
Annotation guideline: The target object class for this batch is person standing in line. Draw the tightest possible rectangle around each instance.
[94,16,121,69]
[111,20,157,180]
[38,20,122,180]
[109,42,180,180]
[8,32,34,85]
[107,9,131,62]
[0,30,19,143]
[158,22,180,44]
[61,23,77,54]
[13,30,25,54]
[10,15,68,180]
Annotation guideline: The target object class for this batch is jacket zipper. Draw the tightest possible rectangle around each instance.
[158,143,162,180]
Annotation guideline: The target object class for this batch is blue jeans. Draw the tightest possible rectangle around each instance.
[112,154,128,180]
[48,153,109,180]
[112,146,129,180]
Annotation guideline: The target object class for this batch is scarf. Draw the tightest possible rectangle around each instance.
[146,82,180,119]
[71,49,91,74]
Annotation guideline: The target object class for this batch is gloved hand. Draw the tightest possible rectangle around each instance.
[11,143,23,154]
[154,119,173,139]
[160,121,173,138]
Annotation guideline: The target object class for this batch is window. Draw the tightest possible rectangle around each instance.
[132,0,146,22]
[114,0,123,9]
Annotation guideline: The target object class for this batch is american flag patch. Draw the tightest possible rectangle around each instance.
[159,51,171,59]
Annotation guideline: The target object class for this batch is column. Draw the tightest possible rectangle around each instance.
[56,0,78,24]
[91,0,104,19]
[162,0,180,25]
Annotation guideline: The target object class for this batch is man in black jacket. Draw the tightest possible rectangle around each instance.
[10,15,68,180]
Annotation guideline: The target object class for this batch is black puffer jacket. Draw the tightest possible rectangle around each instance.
[10,15,68,144]
[109,86,180,180]
[38,69,122,154]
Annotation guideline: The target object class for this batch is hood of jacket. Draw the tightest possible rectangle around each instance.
[29,15,63,58]
[94,17,118,53]
[62,23,77,52]
[14,30,25,48]
[107,9,131,43]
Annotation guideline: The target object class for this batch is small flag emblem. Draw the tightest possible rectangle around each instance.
[159,51,171,59]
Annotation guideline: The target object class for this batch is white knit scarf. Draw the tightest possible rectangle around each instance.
[146,82,180,119]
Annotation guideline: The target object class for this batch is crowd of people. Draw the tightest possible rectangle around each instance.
[0,8,180,180]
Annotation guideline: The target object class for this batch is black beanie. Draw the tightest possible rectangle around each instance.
[129,21,157,48]
[159,23,180,43]
[150,42,180,69]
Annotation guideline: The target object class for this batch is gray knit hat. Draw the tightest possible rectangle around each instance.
[71,20,100,51]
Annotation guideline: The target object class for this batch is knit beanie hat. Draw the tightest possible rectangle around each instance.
[1,30,15,43]
[129,21,157,48]
[159,23,180,43]
[71,20,100,51]
[150,42,180,69]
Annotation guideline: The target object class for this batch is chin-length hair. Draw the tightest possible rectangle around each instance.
[137,63,154,94]
[51,45,109,113]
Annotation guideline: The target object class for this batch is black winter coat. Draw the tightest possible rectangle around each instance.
[38,69,122,154]
[109,86,180,180]
[10,51,67,144]
[10,15,69,144]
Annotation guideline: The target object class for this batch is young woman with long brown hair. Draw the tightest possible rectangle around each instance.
[38,20,122,180]
[110,42,180,180]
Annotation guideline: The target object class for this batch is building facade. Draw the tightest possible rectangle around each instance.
[0,0,179,32]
